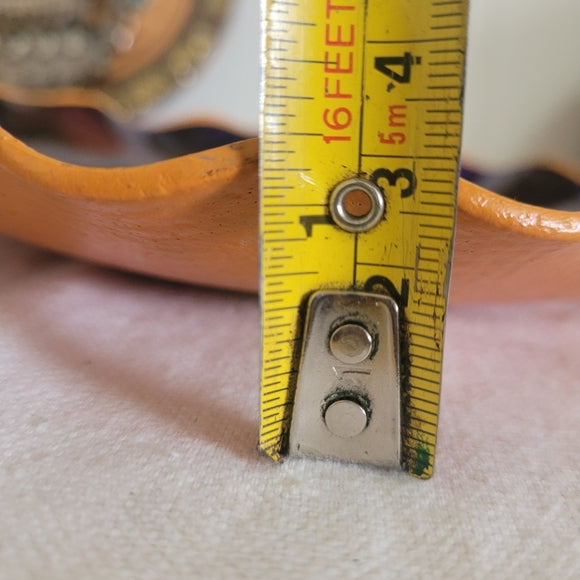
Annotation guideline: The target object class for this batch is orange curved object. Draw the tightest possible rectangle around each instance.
[1,127,579,302]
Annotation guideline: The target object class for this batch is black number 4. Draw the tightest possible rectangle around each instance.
[374,53,420,84]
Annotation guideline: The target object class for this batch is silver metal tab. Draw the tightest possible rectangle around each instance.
[289,291,401,468]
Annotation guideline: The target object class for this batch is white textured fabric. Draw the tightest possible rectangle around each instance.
[0,235,578,580]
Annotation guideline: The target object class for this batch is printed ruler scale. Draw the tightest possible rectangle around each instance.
[259,0,468,478]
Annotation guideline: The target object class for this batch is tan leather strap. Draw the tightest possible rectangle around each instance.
[0,128,579,302]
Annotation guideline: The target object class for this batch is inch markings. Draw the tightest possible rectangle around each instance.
[260,0,467,478]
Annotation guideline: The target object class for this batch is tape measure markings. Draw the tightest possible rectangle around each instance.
[260,0,467,476]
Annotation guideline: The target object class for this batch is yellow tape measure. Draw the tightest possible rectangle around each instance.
[259,0,468,478]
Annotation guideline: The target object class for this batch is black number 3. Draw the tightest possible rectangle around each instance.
[371,168,417,199]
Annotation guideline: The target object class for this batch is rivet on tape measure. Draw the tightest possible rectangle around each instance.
[259,0,468,478]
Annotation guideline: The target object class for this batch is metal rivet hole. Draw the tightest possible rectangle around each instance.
[324,398,369,438]
[329,323,373,364]
[329,178,385,233]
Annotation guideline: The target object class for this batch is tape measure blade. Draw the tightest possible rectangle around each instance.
[259,0,468,476]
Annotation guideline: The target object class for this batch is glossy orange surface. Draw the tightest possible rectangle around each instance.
[1,128,579,302]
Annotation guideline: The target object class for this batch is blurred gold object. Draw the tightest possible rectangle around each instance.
[0,0,230,118]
